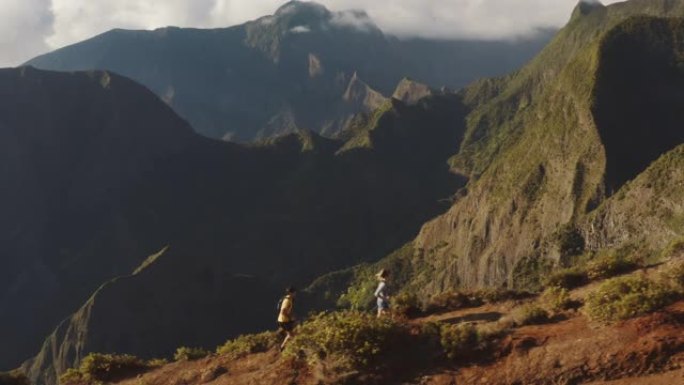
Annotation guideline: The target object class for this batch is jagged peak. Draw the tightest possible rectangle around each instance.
[572,0,606,19]
[392,77,433,106]
[275,1,329,17]
[270,0,379,34]
[343,72,388,111]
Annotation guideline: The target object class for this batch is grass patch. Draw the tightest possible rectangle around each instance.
[283,311,406,369]
[392,292,423,318]
[174,347,210,361]
[544,267,589,289]
[540,286,574,313]
[424,288,531,315]
[660,259,684,291]
[439,322,506,360]
[586,249,639,280]
[216,331,278,358]
[0,371,29,385]
[59,353,150,384]
[661,238,684,259]
[510,304,550,326]
[584,275,678,322]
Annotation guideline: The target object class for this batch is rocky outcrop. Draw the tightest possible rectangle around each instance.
[392,78,433,106]
[343,72,388,111]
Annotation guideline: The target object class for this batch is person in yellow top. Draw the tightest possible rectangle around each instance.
[277,286,296,351]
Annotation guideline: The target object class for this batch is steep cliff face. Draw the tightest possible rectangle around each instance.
[414,8,684,294]
[332,1,684,299]
[584,144,684,254]
[0,67,196,370]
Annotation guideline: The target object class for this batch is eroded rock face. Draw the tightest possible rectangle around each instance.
[406,3,684,295]
[584,145,684,253]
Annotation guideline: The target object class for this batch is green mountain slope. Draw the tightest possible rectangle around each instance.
[24,1,551,141]
[312,0,684,304]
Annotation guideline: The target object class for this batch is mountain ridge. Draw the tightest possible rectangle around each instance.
[24,1,553,141]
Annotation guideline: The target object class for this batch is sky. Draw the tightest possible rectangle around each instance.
[0,0,622,67]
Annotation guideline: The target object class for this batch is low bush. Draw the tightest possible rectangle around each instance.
[216,331,278,358]
[59,353,149,384]
[146,358,168,368]
[58,368,82,385]
[586,250,638,280]
[439,323,479,360]
[544,268,589,289]
[540,286,573,313]
[584,275,678,322]
[510,304,549,326]
[0,370,29,385]
[424,291,481,314]
[661,238,684,259]
[661,259,684,289]
[438,322,504,360]
[424,289,531,315]
[392,292,423,318]
[283,311,406,369]
[174,347,210,361]
[475,288,532,303]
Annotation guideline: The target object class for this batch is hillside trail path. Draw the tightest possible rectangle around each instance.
[118,263,684,385]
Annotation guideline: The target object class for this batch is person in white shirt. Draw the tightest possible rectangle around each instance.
[374,269,390,318]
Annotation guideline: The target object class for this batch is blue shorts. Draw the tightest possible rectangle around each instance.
[377,298,390,310]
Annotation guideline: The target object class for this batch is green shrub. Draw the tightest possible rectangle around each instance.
[586,250,638,280]
[216,331,278,358]
[544,268,589,289]
[424,291,482,314]
[392,292,423,318]
[511,255,554,292]
[439,323,479,359]
[174,347,210,361]
[146,358,168,368]
[585,275,678,322]
[661,259,684,289]
[59,353,149,384]
[661,238,684,259]
[58,368,82,385]
[554,224,586,263]
[540,286,573,312]
[0,370,29,385]
[510,304,549,326]
[283,311,405,369]
[420,321,442,339]
[475,288,532,303]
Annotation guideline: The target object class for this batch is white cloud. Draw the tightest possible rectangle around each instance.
[290,25,311,33]
[330,10,376,32]
[0,0,625,67]
[0,0,53,67]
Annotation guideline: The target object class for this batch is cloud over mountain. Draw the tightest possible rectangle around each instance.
[1,0,620,67]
